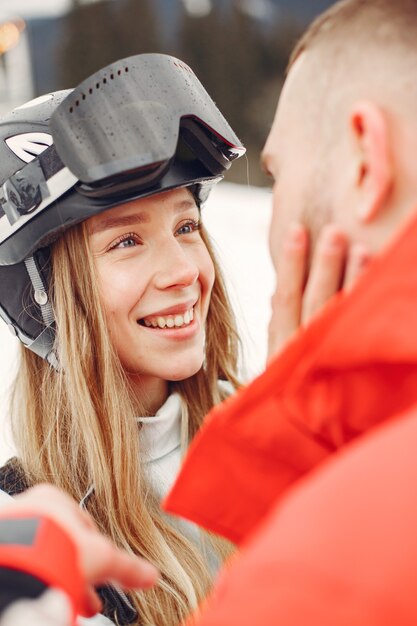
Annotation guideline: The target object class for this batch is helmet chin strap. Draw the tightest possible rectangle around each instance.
[24,256,54,326]
[23,255,59,369]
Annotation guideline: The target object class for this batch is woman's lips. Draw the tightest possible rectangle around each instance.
[138,306,195,329]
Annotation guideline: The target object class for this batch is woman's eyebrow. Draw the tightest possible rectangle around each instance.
[89,212,151,235]
[176,199,198,211]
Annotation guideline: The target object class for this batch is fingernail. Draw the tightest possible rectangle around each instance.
[351,243,371,268]
[141,562,159,586]
[285,223,306,249]
[128,561,159,588]
[321,226,346,252]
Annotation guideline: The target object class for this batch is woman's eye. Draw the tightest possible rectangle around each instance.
[176,220,201,236]
[110,233,141,250]
[119,238,136,248]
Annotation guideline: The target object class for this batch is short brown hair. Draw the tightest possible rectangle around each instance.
[289,0,417,70]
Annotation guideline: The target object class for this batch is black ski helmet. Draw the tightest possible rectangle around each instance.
[0,54,245,365]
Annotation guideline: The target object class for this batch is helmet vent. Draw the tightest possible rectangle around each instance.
[5,132,52,163]
[69,66,130,113]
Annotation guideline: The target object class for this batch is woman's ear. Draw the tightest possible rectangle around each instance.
[350,101,393,223]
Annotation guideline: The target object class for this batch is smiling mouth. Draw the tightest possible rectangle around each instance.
[138,307,195,329]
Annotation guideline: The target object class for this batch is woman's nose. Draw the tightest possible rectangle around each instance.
[153,240,199,289]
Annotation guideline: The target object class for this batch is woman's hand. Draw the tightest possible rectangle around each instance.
[0,485,158,617]
[268,223,370,360]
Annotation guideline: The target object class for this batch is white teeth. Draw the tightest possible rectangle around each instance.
[141,307,195,329]
[157,317,166,329]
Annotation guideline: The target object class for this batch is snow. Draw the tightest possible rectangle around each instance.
[203,182,275,376]
[0,182,274,463]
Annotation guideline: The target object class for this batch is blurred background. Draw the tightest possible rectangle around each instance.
[0,0,337,185]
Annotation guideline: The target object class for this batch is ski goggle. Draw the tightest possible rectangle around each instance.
[0,53,244,240]
[51,53,244,188]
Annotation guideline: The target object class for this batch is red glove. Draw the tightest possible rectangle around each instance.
[0,513,85,625]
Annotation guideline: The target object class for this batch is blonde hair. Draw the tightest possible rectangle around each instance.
[11,219,240,625]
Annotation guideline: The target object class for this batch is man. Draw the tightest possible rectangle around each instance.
[164,0,417,623]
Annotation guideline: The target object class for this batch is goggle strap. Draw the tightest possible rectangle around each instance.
[0,166,78,245]
[0,144,66,224]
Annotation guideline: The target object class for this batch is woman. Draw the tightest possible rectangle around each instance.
[0,54,245,625]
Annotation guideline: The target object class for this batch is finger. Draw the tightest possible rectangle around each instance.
[302,225,347,324]
[343,242,371,291]
[83,536,158,590]
[268,223,308,359]
[80,586,102,618]
[12,484,98,533]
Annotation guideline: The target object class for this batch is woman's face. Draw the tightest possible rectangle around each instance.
[88,188,215,395]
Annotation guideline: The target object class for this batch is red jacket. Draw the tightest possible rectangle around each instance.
[185,406,417,626]
[163,210,417,624]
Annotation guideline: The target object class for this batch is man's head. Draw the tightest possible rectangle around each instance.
[262,0,417,271]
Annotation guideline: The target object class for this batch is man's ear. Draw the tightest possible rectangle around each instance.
[350,101,393,223]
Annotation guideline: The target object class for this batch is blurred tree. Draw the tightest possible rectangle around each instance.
[58,0,160,88]
[112,0,163,59]
[176,4,300,184]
